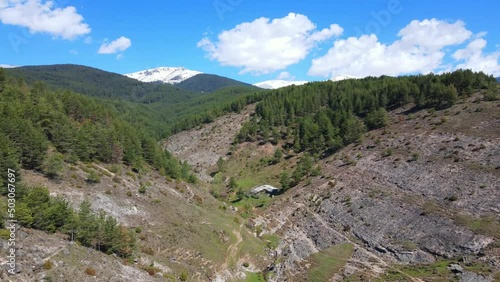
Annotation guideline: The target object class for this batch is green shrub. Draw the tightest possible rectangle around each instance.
[42,152,64,179]
[382,148,393,157]
[86,170,100,184]
[109,164,120,174]
[409,152,420,162]
[365,108,389,130]
[179,271,188,281]
[0,229,11,239]
[138,185,147,194]
[43,260,54,270]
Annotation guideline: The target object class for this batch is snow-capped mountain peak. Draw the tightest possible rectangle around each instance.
[0,64,18,68]
[124,67,202,84]
[331,74,360,82]
[254,79,309,89]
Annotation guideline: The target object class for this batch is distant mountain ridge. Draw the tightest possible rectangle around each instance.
[0,64,17,68]
[5,64,195,103]
[331,74,360,81]
[124,67,201,84]
[253,80,309,89]
[4,63,266,139]
[176,73,258,92]
[254,74,360,89]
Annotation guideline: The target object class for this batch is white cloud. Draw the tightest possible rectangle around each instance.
[116,53,124,60]
[0,0,90,40]
[198,12,343,75]
[69,49,77,55]
[98,36,131,54]
[309,19,475,78]
[453,38,500,76]
[397,19,472,51]
[276,71,294,80]
[83,36,92,44]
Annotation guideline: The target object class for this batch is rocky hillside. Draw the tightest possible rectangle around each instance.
[166,93,500,281]
[165,105,255,182]
[1,160,272,281]
[259,96,499,281]
[2,69,498,281]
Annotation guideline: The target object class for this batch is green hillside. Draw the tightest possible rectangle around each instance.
[235,70,497,187]
[5,64,196,103]
[176,73,259,92]
[0,68,192,184]
[4,65,267,139]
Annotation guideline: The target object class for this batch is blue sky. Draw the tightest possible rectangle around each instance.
[0,0,499,84]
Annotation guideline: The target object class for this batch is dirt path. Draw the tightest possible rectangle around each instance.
[221,222,244,271]
[43,245,67,262]
[185,185,195,202]
[92,164,115,177]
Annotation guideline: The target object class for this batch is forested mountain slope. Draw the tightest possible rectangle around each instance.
[4,64,197,104]
[4,65,267,139]
[0,69,195,186]
[165,69,499,281]
[0,68,271,281]
[176,73,258,93]
[1,65,498,281]
[236,70,497,157]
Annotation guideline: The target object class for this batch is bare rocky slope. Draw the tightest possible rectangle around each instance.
[1,158,271,281]
[166,95,499,281]
[3,95,498,282]
[165,105,255,182]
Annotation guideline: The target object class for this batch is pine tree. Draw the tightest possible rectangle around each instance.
[43,197,71,233]
[103,215,119,254]
[342,115,366,144]
[14,202,33,227]
[484,83,498,101]
[271,148,283,164]
[0,133,20,190]
[279,171,290,190]
[76,200,97,247]
[0,67,5,93]
[442,84,459,107]
[364,108,389,130]
[24,186,51,230]
[42,152,64,179]
[228,177,238,191]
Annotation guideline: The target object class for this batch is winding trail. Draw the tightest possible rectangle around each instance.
[43,245,67,262]
[221,222,244,272]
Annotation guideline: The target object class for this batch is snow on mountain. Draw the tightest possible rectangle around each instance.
[124,67,202,84]
[331,74,360,81]
[0,64,17,68]
[254,79,309,89]
[254,75,361,89]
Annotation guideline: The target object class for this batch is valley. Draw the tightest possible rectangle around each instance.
[0,66,498,282]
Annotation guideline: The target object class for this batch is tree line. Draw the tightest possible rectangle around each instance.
[0,68,196,188]
[236,69,497,167]
[0,185,135,257]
